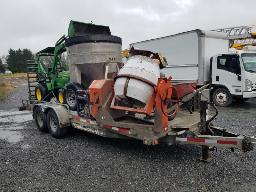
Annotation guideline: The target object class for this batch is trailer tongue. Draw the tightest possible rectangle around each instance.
[33,47,256,162]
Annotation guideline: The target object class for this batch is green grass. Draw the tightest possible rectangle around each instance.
[0,91,5,100]
[0,83,7,100]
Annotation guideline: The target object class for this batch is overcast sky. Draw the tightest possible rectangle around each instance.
[0,0,255,56]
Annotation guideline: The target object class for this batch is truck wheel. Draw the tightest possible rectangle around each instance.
[35,84,48,102]
[47,109,68,138]
[34,107,48,132]
[212,88,232,107]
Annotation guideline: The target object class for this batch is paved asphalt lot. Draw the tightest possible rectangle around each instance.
[0,85,256,192]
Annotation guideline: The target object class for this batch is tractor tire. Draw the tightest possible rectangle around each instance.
[65,34,122,47]
[58,90,65,104]
[47,109,68,138]
[212,88,232,107]
[34,107,48,132]
[35,84,48,102]
[64,83,83,111]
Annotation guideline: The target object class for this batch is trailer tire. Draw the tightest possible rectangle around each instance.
[47,109,68,138]
[34,107,48,132]
[212,88,232,107]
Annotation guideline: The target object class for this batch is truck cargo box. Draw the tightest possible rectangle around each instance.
[130,29,228,85]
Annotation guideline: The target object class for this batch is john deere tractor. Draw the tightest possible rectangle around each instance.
[34,35,70,102]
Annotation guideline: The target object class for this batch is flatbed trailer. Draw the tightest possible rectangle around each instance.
[33,88,256,162]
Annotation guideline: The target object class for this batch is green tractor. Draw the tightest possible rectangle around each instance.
[34,20,119,106]
[34,35,70,102]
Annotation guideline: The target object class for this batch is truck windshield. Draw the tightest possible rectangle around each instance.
[242,53,256,73]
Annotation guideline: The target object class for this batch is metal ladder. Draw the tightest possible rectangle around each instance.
[26,60,38,104]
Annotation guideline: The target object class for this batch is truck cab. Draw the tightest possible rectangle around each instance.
[211,51,256,106]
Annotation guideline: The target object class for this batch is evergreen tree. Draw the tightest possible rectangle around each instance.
[0,58,4,73]
[7,48,34,73]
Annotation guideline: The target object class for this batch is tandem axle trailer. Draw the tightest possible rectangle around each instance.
[32,89,255,162]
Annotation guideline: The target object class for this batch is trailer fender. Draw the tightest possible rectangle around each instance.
[48,105,70,128]
[35,104,71,128]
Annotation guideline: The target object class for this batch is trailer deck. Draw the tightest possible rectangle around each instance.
[170,110,200,130]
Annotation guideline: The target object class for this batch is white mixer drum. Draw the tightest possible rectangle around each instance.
[118,55,160,85]
[114,77,127,99]
[126,78,154,103]
[114,55,160,104]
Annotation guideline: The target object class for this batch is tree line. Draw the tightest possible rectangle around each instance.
[0,48,34,73]
[0,58,4,73]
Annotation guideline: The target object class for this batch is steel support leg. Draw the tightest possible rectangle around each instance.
[200,101,207,132]
[199,100,211,162]
[200,145,211,162]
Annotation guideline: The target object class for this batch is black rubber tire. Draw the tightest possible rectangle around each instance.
[35,83,49,102]
[236,98,249,103]
[64,83,83,111]
[65,34,122,47]
[34,107,48,132]
[47,109,68,138]
[212,88,232,107]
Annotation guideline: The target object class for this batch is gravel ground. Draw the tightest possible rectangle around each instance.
[0,87,256,192]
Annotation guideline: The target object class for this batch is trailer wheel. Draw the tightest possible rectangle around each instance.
[47,109,68,138]
[212,88,232,107]
[34,107,48,132]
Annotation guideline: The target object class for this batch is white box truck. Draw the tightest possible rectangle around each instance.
[130,29,256,106]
